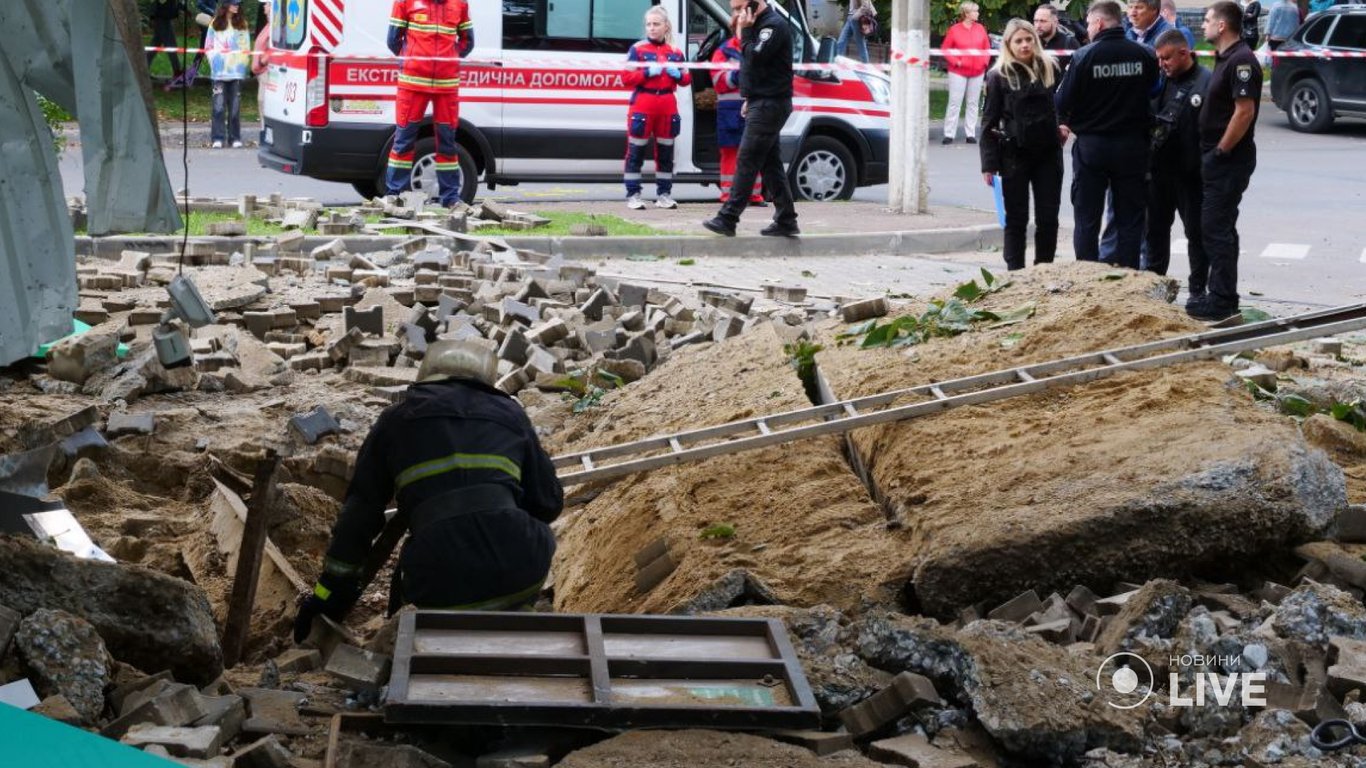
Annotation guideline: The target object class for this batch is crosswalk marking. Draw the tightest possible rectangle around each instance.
[1259,243,1311,260]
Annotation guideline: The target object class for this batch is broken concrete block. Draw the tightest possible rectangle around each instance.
[14,609,110,724]
[523,345,559,378]
[1065,585,1098,619]
[1313,338,1344,356]
[275,229,305,252]
[768,730,856,757]
[1023,618,1076,645]
[1235,365,1278,391]
[48,329,119,384]
[193,694,246,744]
[868,732,979,768]
[310,239,347,261]
[1328,636,1366,699]
[617,283,649,308]
[840,297,890,323]
[838,671,942,738]
[32,694,84,725]
[528,318,570,346]
[401,323,430,359]
[326,327,367,363]
[289,406,341,445]
[711,312,745,342]
[240,688,309,736]
[325,644,392,694]
[344,305,384,336]
[580,287,617,322]
[614,334,657,370]
[498,327,531,366]
[764,285,809,303]
[273,647,322,674]
[121,724,223,759]
[106,411,156,437]
[500,297,540,326]
[231,734,294,768]
[1336,504,1366,544]
[205,220,246,237]
[720,293,754,316]
[597,358,646,384]
[986,590,1043,623]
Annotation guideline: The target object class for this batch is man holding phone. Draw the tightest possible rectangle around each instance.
[702,0,800,237]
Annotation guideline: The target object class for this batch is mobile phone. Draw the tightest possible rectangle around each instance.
[747,0,757,12]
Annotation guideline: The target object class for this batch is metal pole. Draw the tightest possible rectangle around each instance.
[888,0,931,213]
[221,448,279,668]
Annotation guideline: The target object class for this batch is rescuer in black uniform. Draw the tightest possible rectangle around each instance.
[1190,0,1262,322]
[1054,0,1157,268]
[1145,28,1211,285]
[293,341,563,642]
[702,0,800,238]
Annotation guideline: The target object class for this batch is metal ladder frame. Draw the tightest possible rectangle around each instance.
[552,304,1366,486]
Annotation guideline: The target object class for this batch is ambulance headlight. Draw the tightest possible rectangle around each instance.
[857,72,890,106]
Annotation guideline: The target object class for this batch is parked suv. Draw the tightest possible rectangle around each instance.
[1270,4,1366,132]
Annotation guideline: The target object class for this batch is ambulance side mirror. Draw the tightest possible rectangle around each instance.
[816,36,836,64]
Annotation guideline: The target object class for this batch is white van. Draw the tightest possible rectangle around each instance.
[258,0,891,204]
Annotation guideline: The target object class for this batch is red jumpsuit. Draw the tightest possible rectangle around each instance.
[622,39,690,197]
[386,0,473,206]
[711,36,763,204]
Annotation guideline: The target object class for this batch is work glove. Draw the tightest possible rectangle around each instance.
[646,65,664,77]
[292,569,362,644]
[666,66,683,80]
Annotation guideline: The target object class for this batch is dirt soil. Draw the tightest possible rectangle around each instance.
[549,323,901,615]
[814,262,1340,614]
[556,729,883,768]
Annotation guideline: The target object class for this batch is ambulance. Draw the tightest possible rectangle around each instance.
[257,0,890,204]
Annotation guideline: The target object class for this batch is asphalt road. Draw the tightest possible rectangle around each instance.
[59,108,1365,307]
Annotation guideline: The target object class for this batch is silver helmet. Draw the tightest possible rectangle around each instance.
[416,340,497,385]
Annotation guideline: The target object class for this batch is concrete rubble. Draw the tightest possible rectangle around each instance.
[9,240,1366,767]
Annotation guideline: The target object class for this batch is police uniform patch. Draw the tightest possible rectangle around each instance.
[756,27,772,51]
[1190,94,1202,107]
[1236,64,1252,81]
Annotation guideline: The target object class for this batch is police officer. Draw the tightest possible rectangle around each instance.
[1145,29,1210,287]
[293,341,563,642]
[1055,0,1158,268]
[1190,0,1261,321]
[385,0,475,208]
[702,0,799,238]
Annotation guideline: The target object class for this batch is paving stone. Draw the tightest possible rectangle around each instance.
[1023,618,1076,645]
[840,296,890,323]
[768,730,855,757]
[289,406,341,445]
[528,318,570,346]
[325,644,392,694]
[401,323,430,359]
[613,334,657,370]
[1079,614,1103,643]
[868,732,979,768]
[349,343,393,368]
[764,285,809,303]
[1313,338,1344,356]
[290,301,322,321]
[273,648,322,674]
[1328,636,1366,699]
[345,366,419,387]
[193,694,246,744]
[1064,585,1099,619]
[344,305,384,336]
[711,312,745,341]
[523,345,560,378]
[326,328,367,363]
[1235,365,1278,391]
[121,724,223,759]
[205,220,246,237]
[1094,590,1138,616]
[579,287,617,322]
[240,688,309,737]
[498,327,531,366]
[986,590,1043,623]
[838,671,942,737]
[496,368,530,396]
[597,358,646,384]
[48,329,119,384]
[231,734,294,768]
[103,411,155,437]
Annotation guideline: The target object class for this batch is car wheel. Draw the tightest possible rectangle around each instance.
[1287,78,1333,133]
[388,136,479,205]
[351,180,380,201]
[789,136,858,201]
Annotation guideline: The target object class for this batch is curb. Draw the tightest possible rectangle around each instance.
[74,226,1001,260]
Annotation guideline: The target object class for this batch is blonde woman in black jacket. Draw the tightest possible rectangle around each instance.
[979,19,1065,271]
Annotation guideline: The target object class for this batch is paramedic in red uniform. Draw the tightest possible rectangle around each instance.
[711,19,764,205]
[386,0,473,207]
[622,6,690,210]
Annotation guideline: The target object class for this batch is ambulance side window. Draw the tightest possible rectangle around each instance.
[504,0,656,52]
[271,0,309,51]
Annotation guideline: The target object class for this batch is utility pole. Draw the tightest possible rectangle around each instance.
[888,0,931,213]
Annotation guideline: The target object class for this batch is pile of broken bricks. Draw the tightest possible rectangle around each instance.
[56,223,895,410]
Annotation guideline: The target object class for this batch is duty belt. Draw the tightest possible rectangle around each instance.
[409,483,518,531]
[635,86,674,95]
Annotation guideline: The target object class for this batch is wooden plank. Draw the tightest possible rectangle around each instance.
[414,628,584,656]
[584,615,613,706]
[601,633,776,660]
[221,450,279,669]
[410,655,592,676]
[386,611,418,707]
[414,610,587,633]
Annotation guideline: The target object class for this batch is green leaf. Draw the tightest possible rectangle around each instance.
[1000,332,1025,349]
[953,280,985,302]
[677,258,696,266]
[1278,394,1317,418]
[700,523,736,540]
[987,303,1037,328]
[980,266,996,287]
[1241,308,1272,322]
[801,270,816,278]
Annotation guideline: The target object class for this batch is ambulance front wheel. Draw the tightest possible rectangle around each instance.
[789,136,857,202]
[406,137,479,206]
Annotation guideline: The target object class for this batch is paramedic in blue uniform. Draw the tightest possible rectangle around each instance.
[1054,0,1157,268]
